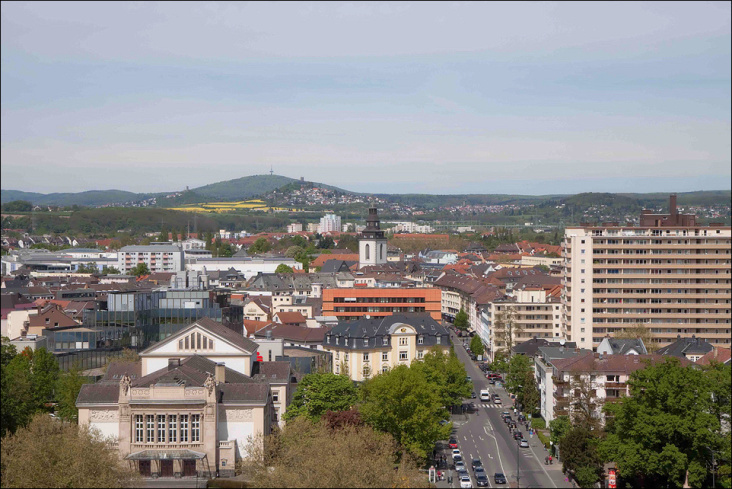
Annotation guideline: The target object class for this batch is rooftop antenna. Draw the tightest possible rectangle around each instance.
[269,165,274,176]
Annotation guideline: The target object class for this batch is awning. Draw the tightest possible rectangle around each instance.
[125,449,207,461]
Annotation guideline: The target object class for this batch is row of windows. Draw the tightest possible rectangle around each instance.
[327,335,441,346]
[332,307,427,313]
[134,414,200,444]
[332,297,427,303]
[178,332,214,351]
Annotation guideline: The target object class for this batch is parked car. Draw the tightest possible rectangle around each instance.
[504,416,513,424]
[466,376,472,382]
[471,459,483,471]
[449,437,458,448]
[514,431,523,440]
[452,449,462,459]
[501,411,511,419]
[460,475,473,488]
[493,395,502,404]
[494,473,507,484]
[520,439,530,448]
[471,391,477,399]
[455,461,466,471]
[476,474,489,487]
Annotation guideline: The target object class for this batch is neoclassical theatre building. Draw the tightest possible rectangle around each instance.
[76,318,295,478]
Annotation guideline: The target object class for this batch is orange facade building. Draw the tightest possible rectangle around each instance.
[322,288,442,321]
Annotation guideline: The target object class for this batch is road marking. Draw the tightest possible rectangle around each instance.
[527,443,558,488]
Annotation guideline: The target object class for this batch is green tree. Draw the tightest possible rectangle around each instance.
[171,229,178,242]
[505,354,533,396]
[284,373,358,422]
[1,200,33,212]
[28,347,60,409]
[336,234,359,252]
[470,335,485,357]
[275,264,294,274]
[413,347,472,410]
[244,417,427,488]
[0,413,140,488]
[130,262,150,277]
[1,336,17,368]
[101,265,121,275]
[285,245,304,258]
[549,415,571,450]
[248,237,272,254]
[56,364,91,422]
[290,234,308,248]
[490,349,509,373]
[521,374,541,416]
[359,364,450,459]
[1,351,34,437]
[560,427,603,485]
[494,306,520,357]
[158,225,168,242]
[600,357,728,489]
[453,308,469,331]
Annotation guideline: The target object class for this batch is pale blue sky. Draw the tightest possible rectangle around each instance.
[2,1,730,195]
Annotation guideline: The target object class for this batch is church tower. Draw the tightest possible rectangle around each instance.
[359,206,387,269]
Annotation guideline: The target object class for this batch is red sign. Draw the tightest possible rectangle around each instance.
[608,468,616,489]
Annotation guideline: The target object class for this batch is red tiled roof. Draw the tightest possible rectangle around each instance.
[274,312,307,324]
[696,347,731,365]
[243,320,273,336]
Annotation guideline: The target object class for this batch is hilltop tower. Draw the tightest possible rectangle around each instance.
[359,206,387,269]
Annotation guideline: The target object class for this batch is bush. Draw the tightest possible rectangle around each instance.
[536,430,550,449]
[530,417,546,429]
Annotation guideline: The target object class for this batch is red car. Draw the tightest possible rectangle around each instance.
[449,438,458,449]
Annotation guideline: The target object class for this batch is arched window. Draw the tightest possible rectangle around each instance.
[365,244,370,260]
[380,243,385,260]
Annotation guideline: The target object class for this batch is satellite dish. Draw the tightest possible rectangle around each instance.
[559,339,566,346]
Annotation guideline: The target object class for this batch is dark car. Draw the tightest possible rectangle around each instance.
[476,474,489,487]
[467,402,478,413]
[449,437,458,448]
[494,473,507,484]
[471,391,477,399]
[514,431,523,440]
[489,378,495,385]
[471,459,482,470]
[504,416,513,424]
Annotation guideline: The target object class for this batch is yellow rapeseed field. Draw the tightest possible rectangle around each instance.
[167,200,294,213]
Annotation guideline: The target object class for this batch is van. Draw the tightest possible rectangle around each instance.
[480,390,491,401]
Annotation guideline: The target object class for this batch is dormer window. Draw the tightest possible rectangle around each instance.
[436,336,441,345]
[363,338,368,346]
[418,336,424,345]
[382,337,388,346]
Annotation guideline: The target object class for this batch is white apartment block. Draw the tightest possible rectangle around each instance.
[489,288,564,358]
[319,214,341,234]
[562,213,731,351]
[118,245,184,273]
[287,223,303,233]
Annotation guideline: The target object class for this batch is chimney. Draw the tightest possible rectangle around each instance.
[215,363,226,384]
[669,194,678,217]
[168,358,181,370]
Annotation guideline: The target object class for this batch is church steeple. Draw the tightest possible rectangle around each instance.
[359,206,387,268]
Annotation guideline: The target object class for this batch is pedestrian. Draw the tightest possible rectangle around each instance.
[549,455,553,464]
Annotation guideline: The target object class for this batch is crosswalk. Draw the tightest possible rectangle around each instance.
[479,403,504,409]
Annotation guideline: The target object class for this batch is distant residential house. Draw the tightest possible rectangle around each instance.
[273,311,307,327]
[695,347,731,366]
[657,335,715,362]
[596,337,648,356]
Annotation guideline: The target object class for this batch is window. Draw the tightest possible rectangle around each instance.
[191,415,200,442]
[399,337,408,346]
[382,365,389,373]
[273,391,279,403]
[168,415,177,443]
[382,337,388,346]
[146,415,155,443]
[135,415,144,443]
[382,352,388,361]
[363,353,370,362]
[417,336,424,345]
[157,415,166,443]
[399,351,408,361]
[180,415,188,442]
[363,365,370,377]
[417,350,424,359]
[365,244,370,260]
[436,336,441,344]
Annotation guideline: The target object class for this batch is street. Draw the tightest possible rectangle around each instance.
[437,331,568,488]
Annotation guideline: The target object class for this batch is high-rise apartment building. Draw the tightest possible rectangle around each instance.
[562,195,731,351]
[319,214,341,233]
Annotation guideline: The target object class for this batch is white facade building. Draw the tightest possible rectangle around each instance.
[118,245,184,273]
[319,214,341,234]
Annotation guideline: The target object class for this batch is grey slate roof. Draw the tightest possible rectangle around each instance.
[77,384,120,405]
[325,313,449,351]
[218,383,270,404]
[657,335,714,358]
[246,272,353,292]
[513,338,578,357]
[602,338,647,355]
[251,361,292,384]
[320,260,357,273]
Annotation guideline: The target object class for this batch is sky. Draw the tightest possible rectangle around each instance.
[1,1,730,195]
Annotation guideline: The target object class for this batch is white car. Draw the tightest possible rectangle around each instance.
[452,448,462,459]
[460,475,473,488]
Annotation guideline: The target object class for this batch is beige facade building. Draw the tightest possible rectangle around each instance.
[562,196,731,351]
[76,318,295,479]
[322,314,451,382]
